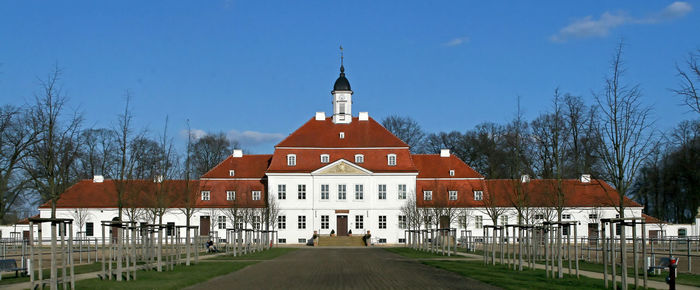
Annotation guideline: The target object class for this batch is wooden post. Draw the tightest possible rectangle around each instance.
[642,222,647,288]
[602,221,608,288]
[69,223,75,290]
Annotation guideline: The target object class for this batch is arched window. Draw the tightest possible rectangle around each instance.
[387,154,397,166]
[287,154,296,166]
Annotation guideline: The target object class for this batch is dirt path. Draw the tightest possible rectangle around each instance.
[186,248,500,290]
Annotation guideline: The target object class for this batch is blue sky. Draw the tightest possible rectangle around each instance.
[1,1,698,153]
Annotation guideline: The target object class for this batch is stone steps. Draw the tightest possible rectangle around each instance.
[318,235,365,247]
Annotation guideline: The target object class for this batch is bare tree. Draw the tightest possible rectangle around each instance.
[0,105,36,223]
[190,132,236,177]
[264,195,281,231]
[75,128,117,179]
[179,124,200,265]
[70,207,92,237]
[594,42,654,289]
[401,194,423,232]
[381,115,426,152]
[673,49,700,114]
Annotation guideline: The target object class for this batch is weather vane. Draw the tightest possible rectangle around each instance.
[340,45,344,66]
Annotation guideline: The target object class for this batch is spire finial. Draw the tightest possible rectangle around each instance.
[339,45,345,73]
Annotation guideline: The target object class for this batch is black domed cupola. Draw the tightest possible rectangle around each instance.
[333,64,351,91]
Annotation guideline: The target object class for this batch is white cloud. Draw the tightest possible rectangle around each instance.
[551,2,692,42]
[443,36,469,47]
[179,128,207,140]
[227,130,285,147]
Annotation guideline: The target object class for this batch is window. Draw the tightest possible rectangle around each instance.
[378,238,387,244]
[398,184,407,199]
[449,190,458,200]
[339,132,345,139]
[473,190,483,201]
[534,214,544,220]
[235,216,243,229]
[252,191,261,201]
[85,222,94,237]
[229,170,235,176]
[588,214,598,220]
[500,215,508,225]
[338,184,346,200]
[320,154,330,163]
[562,214,571,220]
[321,184,329,200]
[475,216,483,229]
[287,154,296,166]
[449,170,455,176]
[321,215,329,229]
[562,225,570,236]
[278,238,286,244]
[423,191,432,201]
[355,184,364,200]
[226,191,235,201]
[253,216,260,230]
[387,154,397,166]
[679,228,688,237]
[398,215,407,229]
[217,216,226,229]
[378,184,387,200]
[298,216,306,229]
[298,184,306,199]
[167,222,175,236]
[278,216,286,229]
[278,184,286,200]
[355,215,364,229]
[201,191,210,201]
[339,103,346,114]
[298,238,307,243]
[355,154,364,163]
[379,216,387,229]
[399,238,406,244]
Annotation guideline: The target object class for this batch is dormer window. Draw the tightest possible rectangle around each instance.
[449,170,455,176]
[339,132,345,139]
[355,154,364,163]
[229,170,235,177]
[287,154,296,166]
[387,154,397,166]
[473,190,483,201]
[320,154,330,163]
[201,191,210,201]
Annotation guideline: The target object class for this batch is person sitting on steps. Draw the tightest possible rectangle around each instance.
[207,240,218,252]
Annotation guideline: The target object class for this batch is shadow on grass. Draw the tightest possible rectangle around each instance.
[0,262,102,286]
[208,248,298,260]
[76,261,255,290]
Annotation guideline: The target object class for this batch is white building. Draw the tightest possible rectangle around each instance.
[36,63,662,244]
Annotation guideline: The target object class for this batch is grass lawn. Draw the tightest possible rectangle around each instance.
[0,262,102,285]
[209,247,297,260]
[388,248,651,290]
[576,260,700,287]
[76,261,255,289]
[385,247,455,259]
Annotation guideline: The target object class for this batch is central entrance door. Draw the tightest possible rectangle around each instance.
[337,215,348,236]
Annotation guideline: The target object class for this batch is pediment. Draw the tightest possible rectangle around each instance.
[312,160,371,175]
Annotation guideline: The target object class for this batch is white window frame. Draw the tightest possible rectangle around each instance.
[298,184,306,199]
[278,215,286,229]
[423,190,432,201]
[398,184,407,200]
[217,216,226,229]
[387,154,397,166]
[355,184,364,200]
[562,214,571,220]
[449,190,458,200]
[201,190,210,201]
[473,190,483,201]
[321,184,329,200]
[339,132,345,139]
[378,215,387,229]
[338,184,347,200]
[298,216,306,229]
[320,154,330,163]
[449,169,455,176]
[500,215,508,225]
[355,215,364,229]
[475,216,483,229]
[226,190,235,201]
[378,184,387,200]
[355,154,364,163]
[252,190,261,201]
[287,154,296,166]
[398,215,407,229]
[229,170,235,176]
[321,215,329,229]
[278,184,286,200]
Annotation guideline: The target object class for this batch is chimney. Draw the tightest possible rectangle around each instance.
[315,112,326,121]
[232,149,243,158]
[93,175,104,183]
[580,174,591,183]
[359,112,369,121]
[440,149,450,157]
[520,174,530,183]
[154,175,164,183]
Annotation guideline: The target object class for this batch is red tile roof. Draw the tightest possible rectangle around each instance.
[415,178,641,208]
[275,117,409,148]
[412,154,483,179]
[39,179,266,209]
[643,213,666,224]
[267,148,417,173]
[201,154,272,178]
